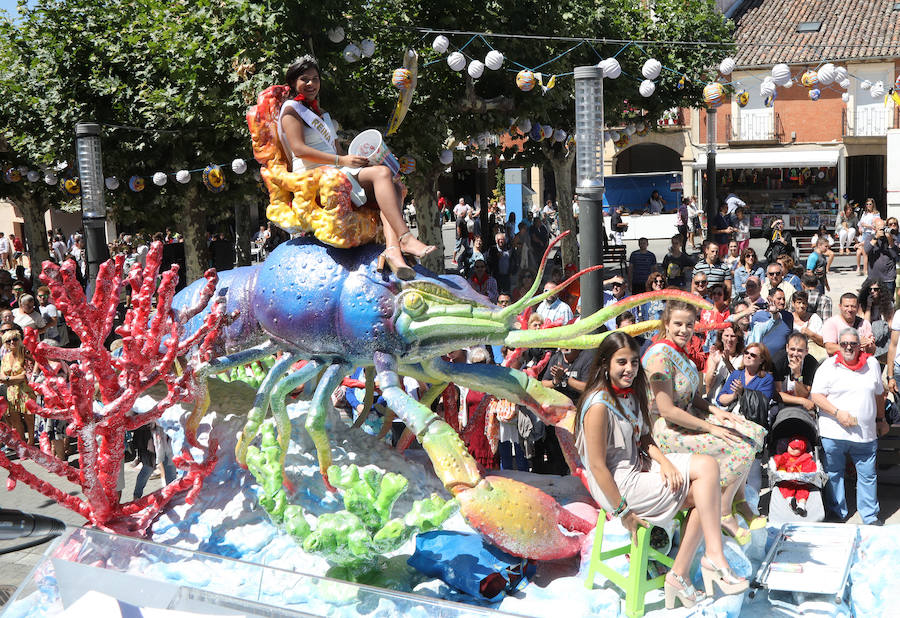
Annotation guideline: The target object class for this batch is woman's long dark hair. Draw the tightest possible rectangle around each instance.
[285,55,320,97]
[576,332,650,440]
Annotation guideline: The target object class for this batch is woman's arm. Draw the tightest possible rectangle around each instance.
[281,112,368,168]
[716,369,742,406]
[645,356,715,432]
[642,436,684,493]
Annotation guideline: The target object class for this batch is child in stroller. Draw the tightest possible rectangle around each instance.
[767,407,828,524]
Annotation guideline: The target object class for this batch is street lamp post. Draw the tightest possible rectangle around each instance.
[574,65,605,320]
[705,108,718,240]
[75,122,110,289]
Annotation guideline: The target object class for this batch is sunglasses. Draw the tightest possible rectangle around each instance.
[652,279,665,285]
[839,341,860,350]
[3,335,21,343]
[694,280,708,286]
[767,271,781,276]
[871,287,881,292]
[611,282,623,288]
[743,350,759,359]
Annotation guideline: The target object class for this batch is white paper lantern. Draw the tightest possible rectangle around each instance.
[44,173,57,185]
[552,129,566,143]
[541,125,553,139]
[327,27,345,43]
[817,63,836,85]
[861,79,872,90]
[359,39,375,58]
[231,158,247,174]
[484,50,504,71]
[771,64,791,85]
[834,66,848,83]
[517,118,532,134]
[467,59,485,79]
[105,176,119,190]
[16,165,27,175]
[760,78,777,98]
[152,172,167,186]
[624,124,636,136]
[439,149,454,165]
[599,58,621,79]
[639,79,656,97]
[432,35,450,54]
[839,78,851,90]
[607,129,620,142]
[719,57,736,75]
[342,43,361,62]
[176,170,191,184]
[783,79,793,88]
[842,92,850,103]
[870,81,885,98]
[26,170,39,182]
[641,59,662,80]
[447,52,465,71]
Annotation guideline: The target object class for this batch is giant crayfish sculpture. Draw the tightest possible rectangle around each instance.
[172,233,711,560]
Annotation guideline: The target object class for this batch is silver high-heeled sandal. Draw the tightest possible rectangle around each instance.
[700,556,749,596]
[398,230,436,260]
[377,246,414,280]
[664,571,706,609]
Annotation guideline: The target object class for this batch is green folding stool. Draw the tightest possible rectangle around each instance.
[584,509,676,618]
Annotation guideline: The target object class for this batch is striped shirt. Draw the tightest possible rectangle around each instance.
[693,259,732,288]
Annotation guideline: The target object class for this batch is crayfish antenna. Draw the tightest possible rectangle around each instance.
[499,231,570,319]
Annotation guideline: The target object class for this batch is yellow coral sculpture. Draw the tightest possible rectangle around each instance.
[247,86,380,248]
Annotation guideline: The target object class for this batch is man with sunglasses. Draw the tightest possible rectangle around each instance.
[662,234,695,289]
[602,276,636,331]
[811,327,887,525]
[862,218,899,299]
[760,263,797,301]
[822,293,875,356]
[748,288,794,367]
[692,240,732,298]
[689,273,710,299]
[740,276,768,310]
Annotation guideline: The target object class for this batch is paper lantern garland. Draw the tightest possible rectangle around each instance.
[327,27,345,43]
[639,79,656,97]
[105,177,119,190]
[719,57,735,75]
[231,158,247,174]
[896,74,900,90]
[439,149,454,165]
[517,118,532,134]
[447,52,466,71]
[771,64,791,85]
[203,165,226,193]
[391,68,412,90]
[62,178,81,195]
[467,60,485,79]
[399,156,416,174]
[599,58,621,79]
[516,70,536,91]
[343,43,361,63]
[809,88,821,101]
[800,71,818,88]
[817,63,835,85]
[736,90,750,107]
[128,176,145,192]
[870,81,885,98]
[176,170,191,183]
[432,35,450,53]
[26,170,39,182]
[641,59,661,80]
[703,82,725,108]
[760,78,777,98]
[842,92,850,103]
[485,50,504,70]
[44,173,57,185]
[152,172,167,186]
[4,168,21,183]
[359,40,375,58]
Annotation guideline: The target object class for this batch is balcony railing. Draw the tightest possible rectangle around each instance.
[726,112,783,142]
[842,106,898,137]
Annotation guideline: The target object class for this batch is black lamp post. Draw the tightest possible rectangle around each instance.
[75,122,110,289]
[574,65,605,319]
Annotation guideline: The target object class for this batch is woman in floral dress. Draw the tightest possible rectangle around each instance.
[642,300,765,544]
[0,327,36,444]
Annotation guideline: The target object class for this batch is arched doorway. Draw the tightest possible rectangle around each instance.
[614,143,682,174]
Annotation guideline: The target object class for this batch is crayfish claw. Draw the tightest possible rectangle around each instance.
[455,476,589,560]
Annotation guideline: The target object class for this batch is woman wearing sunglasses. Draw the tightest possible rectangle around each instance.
[732,249,764,297]
[640,273,668,325]
[0,326,36,446]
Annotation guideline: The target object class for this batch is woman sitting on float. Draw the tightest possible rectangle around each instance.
[577,332,748,609]
[278,55,435,280]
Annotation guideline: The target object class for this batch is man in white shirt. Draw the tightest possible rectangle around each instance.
[52,234,67,263]
[453,198,470,221]
[535,282,573,325]
[725,192,746,217]
[0,233,10,269]
[760,262,797,301]
[13,294,46,334]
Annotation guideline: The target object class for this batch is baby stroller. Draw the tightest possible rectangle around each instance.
[767,407,828,525]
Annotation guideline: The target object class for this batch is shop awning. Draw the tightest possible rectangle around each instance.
[692,148,841,170]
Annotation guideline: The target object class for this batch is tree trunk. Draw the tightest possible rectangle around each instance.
[546,149,578,268]
[234,194,253,267]
[411,169,445,273]
[180,184,208,283]
[16,194,51,270]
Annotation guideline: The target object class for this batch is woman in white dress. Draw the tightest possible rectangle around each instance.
[279,56,434,279]
[577,332,747,608]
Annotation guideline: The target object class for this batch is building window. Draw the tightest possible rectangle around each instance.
[796,22,822,33]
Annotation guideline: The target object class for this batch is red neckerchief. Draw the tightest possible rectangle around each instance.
[294,92,321,116]
[833,351,870,372]
[657,338,688,358]
[471,272,488,286]
[610,384,633,397]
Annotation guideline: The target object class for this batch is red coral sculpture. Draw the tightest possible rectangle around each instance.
[0,241,229,534]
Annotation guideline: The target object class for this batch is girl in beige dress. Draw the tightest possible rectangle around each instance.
[577,332,748,609]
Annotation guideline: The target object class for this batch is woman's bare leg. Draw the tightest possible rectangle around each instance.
[825,248,835,271]
[3,410,25,441]
[357,166,432,256]
[24,412,34,445]
[670,455,727,579]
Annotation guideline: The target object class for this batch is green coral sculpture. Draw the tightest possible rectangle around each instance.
[246,423,457,578]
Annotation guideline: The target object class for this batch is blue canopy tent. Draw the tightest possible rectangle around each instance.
[601,172,683,214]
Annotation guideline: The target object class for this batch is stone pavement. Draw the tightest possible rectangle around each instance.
[2,234,898,605]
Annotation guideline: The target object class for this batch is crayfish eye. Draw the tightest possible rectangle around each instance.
[402,291,426,317]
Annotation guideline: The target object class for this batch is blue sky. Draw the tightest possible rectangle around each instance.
[0,0,32,19]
